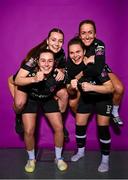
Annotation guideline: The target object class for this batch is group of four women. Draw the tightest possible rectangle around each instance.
[8,19,124,173]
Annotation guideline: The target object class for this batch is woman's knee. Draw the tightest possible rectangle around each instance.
[54,124,63,133]
[69,99,78,111]
[24,128,34,137]
[109,73,124,95]
[14,93,27,112]
[57,88,68,101]
[114,83,124,95]
[14,99,26,111]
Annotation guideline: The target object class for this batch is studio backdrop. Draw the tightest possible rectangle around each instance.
[0,0,128,150]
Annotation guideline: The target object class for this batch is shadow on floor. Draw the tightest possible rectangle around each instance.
[0,148,128,179]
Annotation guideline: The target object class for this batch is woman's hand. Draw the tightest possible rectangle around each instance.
[55,68,64,81]
[83,55,95,65]
[81,82,93,92]
[34,71,45,82]
[70,79,78,90]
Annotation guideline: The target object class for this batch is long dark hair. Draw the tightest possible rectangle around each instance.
[21,28,64,66]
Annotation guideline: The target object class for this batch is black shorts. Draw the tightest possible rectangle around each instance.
[77,93,112,116]
[18,86,29,93]
[22,97,60,114]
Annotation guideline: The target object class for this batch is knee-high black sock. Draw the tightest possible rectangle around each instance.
[98,126,111,155]
[76,125,87,148]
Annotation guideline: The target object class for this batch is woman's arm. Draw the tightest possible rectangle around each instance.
[15,68,44,86]
[67,79,78,95]
[81,80,114,94]
[83,56,95,65]
[75,71,83,80]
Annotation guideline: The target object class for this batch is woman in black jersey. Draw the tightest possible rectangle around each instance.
[66,37,106,114]
[67,37,114,173]
[15,49,68,173]
[8,28,69,140]
[78,19,124,125]
[66,38,85,113]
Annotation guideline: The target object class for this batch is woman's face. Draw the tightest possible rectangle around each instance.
[79,23,96,46]
[69,44,85,65]
[38,52,54,74]
[47,32,63,53]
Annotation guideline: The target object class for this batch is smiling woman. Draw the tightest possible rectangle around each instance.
[78,19,124,126]
[15,50,55,86]
[38,52,54,74]
[14,49,68,173]
[67,36,113,173]
[8,28,69,141]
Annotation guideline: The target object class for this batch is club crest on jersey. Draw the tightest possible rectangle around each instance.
[50,85,56,92]
[95,45,104,55]
[101,70,107,77]
[26,57,37,67]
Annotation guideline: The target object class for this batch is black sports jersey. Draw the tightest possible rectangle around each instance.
[78,66,110,96]
[66,56,110,85]
[66,58,85,83]
[54,49,66,68]
[84,38,112,76]
[21,70,65,101]
[79,68,110,85]
[21,48,66,72]
[84,38,105,76]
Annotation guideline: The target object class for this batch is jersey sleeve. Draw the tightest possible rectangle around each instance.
[85,40,106,76]
[65,59,73,84]
[98,66,110,83]
[94,40,106,74]
[104,64,113,73]
[54,49,66,69]
[21,57,37,71]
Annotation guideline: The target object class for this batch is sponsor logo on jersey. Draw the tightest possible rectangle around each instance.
[95,45,104,55]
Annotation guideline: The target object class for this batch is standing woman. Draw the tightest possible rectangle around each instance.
[15,49,68,172]
[78,19,124,125]
[8,28,69,140]
[66,37,85,113]
[68,37,114,173]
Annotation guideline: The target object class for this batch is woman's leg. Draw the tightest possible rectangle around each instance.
[45,112,63,148]
[97,115,111,172]
[22,113,37,173]
[14,87,28,113]
[69,90,80,114]
[108,73,124,125]
[56,88,68,113]
[71,113,90,162]
[8,75,27,113]
[8,75,27,134]
[8,75,15,98]
[55,88,69,142]
[45,112,68,171]
[13,87,28,134]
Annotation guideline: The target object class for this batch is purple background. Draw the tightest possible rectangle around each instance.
[0,0,128,150]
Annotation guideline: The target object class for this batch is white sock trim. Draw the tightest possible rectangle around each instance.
[76,134,86,138]
[55,146,62,160]
[112,105,119,117]
[78,147,85,154]
[27,149,35,160]
[100,139,111,144]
